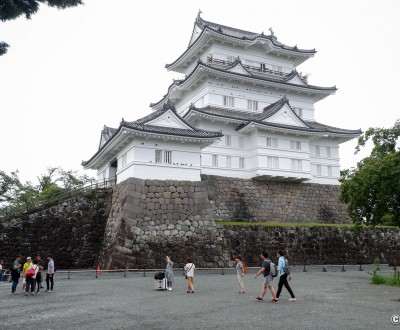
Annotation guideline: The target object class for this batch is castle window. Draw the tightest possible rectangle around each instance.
[293,107,303,117]
[267,156,279,168]
[291,159,302,171]
[223,96,235,107]
[247,99,258,111]
[326,146,331,158]
[327,165,332,177]
[155,150,162,163]
[226,156,232,168]
[266,137,278,148]
[121,153,127,167]
[316,164,321,176]
[225,135,231,147]
[164,150,172,164]
[239,136,245,148]
[239,157,245,169]
[212,155,218,167]
[290,141,301,150]
[155,150,172,164]
[315,146,321,156]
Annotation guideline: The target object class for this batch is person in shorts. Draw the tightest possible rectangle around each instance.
[254,251,278,302]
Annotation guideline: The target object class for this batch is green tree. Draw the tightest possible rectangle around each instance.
[340,120,400,227]
[0,170,22,202]
[0,0,84,55]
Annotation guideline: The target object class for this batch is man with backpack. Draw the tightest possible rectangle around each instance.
[276,251,296,301]
[254,251,278,302]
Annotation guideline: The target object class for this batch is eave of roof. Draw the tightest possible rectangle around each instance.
[152,61,336,109]
[166,16,316,71]
[83,107,223,168]
[184,102,361,137]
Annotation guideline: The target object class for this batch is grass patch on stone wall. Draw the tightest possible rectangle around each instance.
[215,221,352,227]
[215,221,398,229]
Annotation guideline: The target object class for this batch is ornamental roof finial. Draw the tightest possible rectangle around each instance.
[197,9,203,20]
[268,27,274,36]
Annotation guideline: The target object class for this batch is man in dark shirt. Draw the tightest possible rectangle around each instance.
[35,255,45,293]
[254,251,278,302]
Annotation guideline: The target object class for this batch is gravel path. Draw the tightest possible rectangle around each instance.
[0,265,399,329]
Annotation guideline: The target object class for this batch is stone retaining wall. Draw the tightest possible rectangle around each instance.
[0,189,111,269]
[222,225,400,266]
[98,178,228,269]
[203,175,350,223]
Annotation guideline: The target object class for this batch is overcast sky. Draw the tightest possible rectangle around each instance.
[1,0,399,184]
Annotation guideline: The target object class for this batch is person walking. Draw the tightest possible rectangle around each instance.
[165,256,174,291]
[11,256,22,293]
[35,255,44,293]
[254,251,278,302]
[234,256,245,294]
[276,251,296,302]
[46,255,55,292]
[184,258,195,293]
[25,259,39,296]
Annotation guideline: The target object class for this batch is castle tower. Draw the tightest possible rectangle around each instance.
[84,13,361,185]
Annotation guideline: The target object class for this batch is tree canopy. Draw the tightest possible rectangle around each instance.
[0,0,83,55]
[340,120,400,227]
[0,167,92,216]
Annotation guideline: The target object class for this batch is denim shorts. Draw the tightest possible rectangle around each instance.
[263,275,273,287]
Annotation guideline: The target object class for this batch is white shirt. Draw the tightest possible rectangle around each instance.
[184,263,195,277]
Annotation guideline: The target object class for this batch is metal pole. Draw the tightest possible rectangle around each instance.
[221,267,225,275]
[303,264,307,272]
[322,266,327,272]
[359,264,363,271]
[68,268,70,279]
[341,265,346,272]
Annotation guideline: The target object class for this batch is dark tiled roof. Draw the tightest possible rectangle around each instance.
[199,61,336,91]
[121,121,223,138]
[153,61,336,109]
[197,17,316,54]
[99,125,117,149]
[185,100,361,136]
[83,105,223,166]
[166,15,316,69]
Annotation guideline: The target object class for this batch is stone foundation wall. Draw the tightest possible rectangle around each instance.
[0,189,111,269]
[203,175,350,223]
[222,225,400,266]
[98,178,228,269]
[1,177,399,270]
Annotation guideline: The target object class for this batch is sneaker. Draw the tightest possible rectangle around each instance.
[31,292,34,296]
[289,298,296,301]
[47,290,52,293]
[25,293,28,296]
[271,299,279,303]
[256,297,263,301]
[37,291,40,294]
[168,288,172,291]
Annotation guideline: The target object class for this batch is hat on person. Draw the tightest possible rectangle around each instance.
[27,257,32,260]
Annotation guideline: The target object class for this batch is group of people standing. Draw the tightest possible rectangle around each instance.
[166,250,296,302]
[10,255,55,295]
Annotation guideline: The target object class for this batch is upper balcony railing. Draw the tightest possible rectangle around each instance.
[206,56,308,83]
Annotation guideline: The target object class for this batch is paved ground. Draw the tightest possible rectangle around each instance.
[0,265,399,330]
